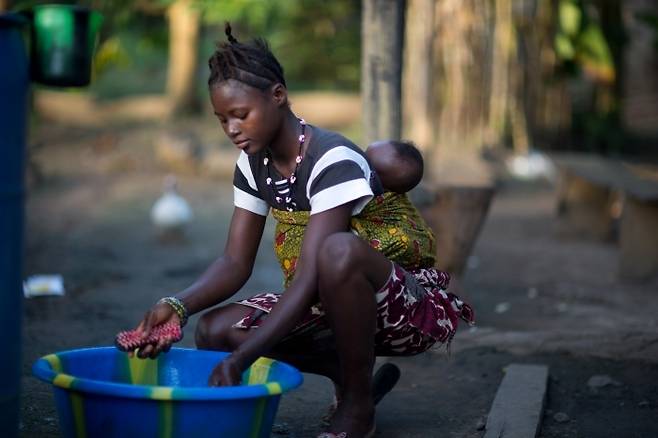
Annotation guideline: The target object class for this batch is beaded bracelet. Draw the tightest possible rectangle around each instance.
[158,296,189,327]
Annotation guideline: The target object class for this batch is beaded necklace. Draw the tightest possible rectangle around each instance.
[264,118,306,212]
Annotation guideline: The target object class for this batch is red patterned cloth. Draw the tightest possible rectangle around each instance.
[234,263,474,355]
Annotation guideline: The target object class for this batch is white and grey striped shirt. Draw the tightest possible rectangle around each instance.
[233,125,383,216]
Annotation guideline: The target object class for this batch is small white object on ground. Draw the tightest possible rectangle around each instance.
[507,150,556,181]
[527,287,538,299]
[553,412,570,423]
[587,375,621,389]
[151,175,193,232]
[495,302,511,314]
[271,422,291,435]
[467,255,480,270]
[23,275,65,298]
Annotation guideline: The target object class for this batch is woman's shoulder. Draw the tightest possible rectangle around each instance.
[307,125,364,159]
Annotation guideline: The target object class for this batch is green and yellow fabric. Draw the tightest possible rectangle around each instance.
[273,192,436,286]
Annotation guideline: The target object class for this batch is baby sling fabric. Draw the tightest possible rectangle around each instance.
[234,192,474,353]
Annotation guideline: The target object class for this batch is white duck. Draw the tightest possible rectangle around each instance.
[151,175,193,237]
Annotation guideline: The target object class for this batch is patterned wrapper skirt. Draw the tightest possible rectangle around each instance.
[234,262,474,356]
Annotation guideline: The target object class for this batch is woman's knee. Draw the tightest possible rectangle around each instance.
[317,232,392,301]
[318,232,364,286]
[195,311,226,350]
[195,306,245,351]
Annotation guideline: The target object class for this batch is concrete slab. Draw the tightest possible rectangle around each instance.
[484,363,549,438]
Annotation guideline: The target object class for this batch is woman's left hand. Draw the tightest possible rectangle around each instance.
[208,355,243,386]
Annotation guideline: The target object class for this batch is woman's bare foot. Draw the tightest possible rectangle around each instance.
[325,398,375,438]
[322,363,400,426]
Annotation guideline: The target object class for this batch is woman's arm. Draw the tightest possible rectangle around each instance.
[209,201,355,385]
[135,207,265,358]
[176,207,267,315]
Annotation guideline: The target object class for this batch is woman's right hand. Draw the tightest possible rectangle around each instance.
[130,301,182,359]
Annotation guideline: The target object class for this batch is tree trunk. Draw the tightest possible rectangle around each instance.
[621,0,658,137]
[419,187,495,275]
[485,0,533,154]
[485,0,513,149]
[431,0,493,186]
[517,0,570,148]
[402,0,435,152]
[361,0,406,144]
[166,0,201,116]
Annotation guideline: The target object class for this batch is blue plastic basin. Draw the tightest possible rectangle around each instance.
[32,347,303,438]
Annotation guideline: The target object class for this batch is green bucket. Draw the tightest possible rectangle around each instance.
[29,4,103,87]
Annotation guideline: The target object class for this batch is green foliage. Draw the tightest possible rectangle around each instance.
[198,0,292,31]
[578,23,614,82]
[93,36,130,76]
[90,28,169,99]
[554,0,626,154]
[559,0,581,37]
[12,0,138,29]
[555,33,575,59]
[198,0,362,90]
[16,0,362,93]
[555,0,614,83]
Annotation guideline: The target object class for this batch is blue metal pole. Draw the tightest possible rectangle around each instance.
[0,12,29,438]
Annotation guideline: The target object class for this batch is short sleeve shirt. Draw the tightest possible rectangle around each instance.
[233,125,383,216]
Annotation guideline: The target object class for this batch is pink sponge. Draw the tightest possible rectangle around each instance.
[115,322,182,352]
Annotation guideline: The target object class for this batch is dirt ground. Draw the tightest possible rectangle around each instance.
[18,117,658,437]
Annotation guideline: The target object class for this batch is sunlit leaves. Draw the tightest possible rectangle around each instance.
[559,0,581,37]
[554,0,615,84]
[577,24,614,83]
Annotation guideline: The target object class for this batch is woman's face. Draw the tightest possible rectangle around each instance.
[210,79,282,155]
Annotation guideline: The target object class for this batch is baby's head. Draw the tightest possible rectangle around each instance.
[366,140,424,194]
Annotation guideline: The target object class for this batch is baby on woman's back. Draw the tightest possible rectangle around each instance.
[366,140,424,194]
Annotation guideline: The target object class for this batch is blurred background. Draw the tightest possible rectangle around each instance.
[5,0,658,437]
[13,0,658,156]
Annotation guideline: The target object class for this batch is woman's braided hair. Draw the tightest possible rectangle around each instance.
[208,23,286,90]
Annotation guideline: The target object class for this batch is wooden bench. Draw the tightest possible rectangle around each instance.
[551,153,658,281]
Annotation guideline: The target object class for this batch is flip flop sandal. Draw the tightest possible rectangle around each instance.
[321,363,401,426]
[317,423,376,438]
[372,363,401,405]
